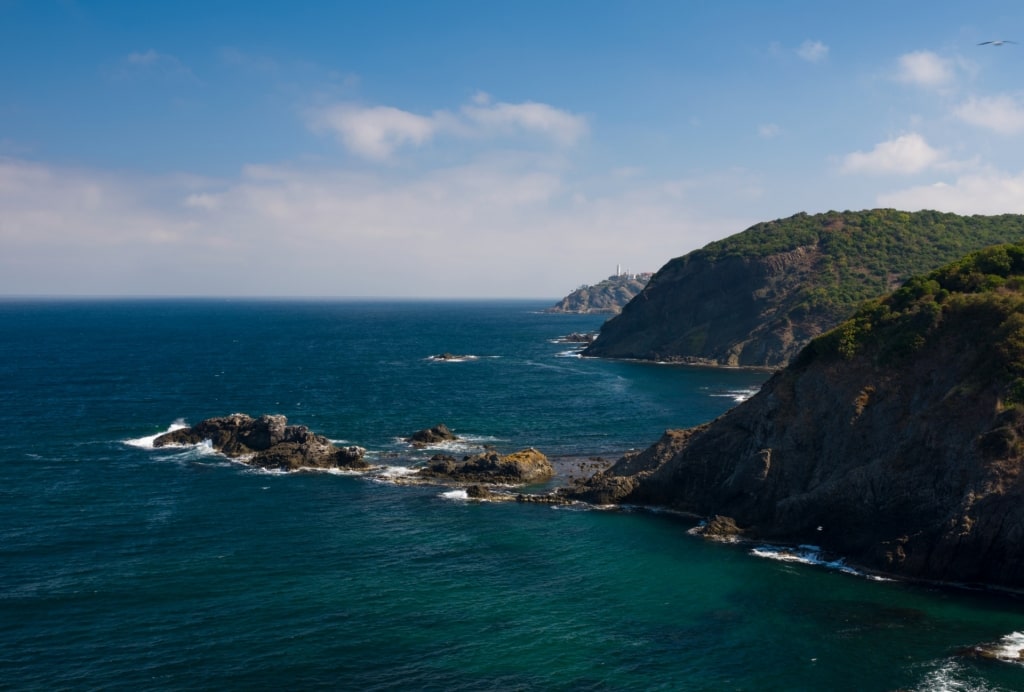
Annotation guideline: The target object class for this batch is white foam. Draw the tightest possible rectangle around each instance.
[912,660,986,692]
[377,465,418,478]
[318,466,369,476]
[398,434,501,453]
[709,388,760,403]
[426,354,480,363]
[974,631,1024,665]
[554,349,584,358]
[750,544,891,581]
[440,489,469,501]
[124,419,188,449]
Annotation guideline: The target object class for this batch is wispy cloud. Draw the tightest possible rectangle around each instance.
[307,95,589,161]
[460,92,589,146]
[840,133,944,175]
[757,123,781,139]
[309,105,438,160]
[115,49,199,83]
[878,169,1024,214]
[894,51,954,88]
[797,40,829,63]
[954,95,1024,135]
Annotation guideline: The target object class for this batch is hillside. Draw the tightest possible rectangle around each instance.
[567,243,1024,590]
[544,272,652,314]
[583,209,1024,367]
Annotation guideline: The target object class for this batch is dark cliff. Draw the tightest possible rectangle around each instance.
[569,243,1024,590]
[583,209,1024,367]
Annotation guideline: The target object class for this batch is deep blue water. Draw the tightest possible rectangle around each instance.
[3,299,1024,691]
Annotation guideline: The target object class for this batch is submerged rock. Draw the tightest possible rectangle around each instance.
[153,413,367,472]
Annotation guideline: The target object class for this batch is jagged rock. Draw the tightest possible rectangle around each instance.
[698,515,744,542]
[408,423,459,447]
[418,448,553,485]
[153,413,367,471]
[563,428,701,505]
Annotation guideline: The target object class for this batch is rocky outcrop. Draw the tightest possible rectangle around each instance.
[418,448,553,485]
[584,210,1024,367]
[563,428,701,505]
[153,413,367,471]
[545,273,651,314]
[407,423,459,447]
[568,244,1024,590]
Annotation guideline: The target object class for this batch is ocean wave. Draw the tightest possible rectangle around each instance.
[913,659,1005,691]
[554,348,585,358]
[395,434,501,453]
[425,354,481,363]
[440,488,469,501]
[124,419,188,449]
[370,465,419,483]
[708,388,760,403]
[750,544,892,581]
[150,440,225,464]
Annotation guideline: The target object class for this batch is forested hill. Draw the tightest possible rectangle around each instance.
[583,209,1024,367]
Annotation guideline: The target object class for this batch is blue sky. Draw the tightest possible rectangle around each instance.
[2,1,1023,297]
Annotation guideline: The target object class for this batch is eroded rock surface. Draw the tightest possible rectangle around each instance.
[418,448,553,485]
[154,413,367,471]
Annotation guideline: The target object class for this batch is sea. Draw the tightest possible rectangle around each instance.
[3,298,1024,691]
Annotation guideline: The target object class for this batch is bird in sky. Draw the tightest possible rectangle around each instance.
[978,40,1017,46]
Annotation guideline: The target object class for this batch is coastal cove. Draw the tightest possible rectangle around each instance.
[4,299,1024,690]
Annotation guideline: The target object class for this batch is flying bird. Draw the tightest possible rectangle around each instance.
[978,40,1017,46]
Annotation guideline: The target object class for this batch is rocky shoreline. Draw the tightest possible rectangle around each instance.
[153,415,565,489]
[145,410,1024,597]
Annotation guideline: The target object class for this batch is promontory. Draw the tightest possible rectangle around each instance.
[584,209,1024,367]
[568,242,1024,591]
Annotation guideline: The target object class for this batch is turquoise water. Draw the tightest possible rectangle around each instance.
[2,299,1024,690]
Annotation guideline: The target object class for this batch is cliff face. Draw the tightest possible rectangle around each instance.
[584,210,1024,367]
[583,246,832,365]
[545,274,650,314]
[570,243,1024,590]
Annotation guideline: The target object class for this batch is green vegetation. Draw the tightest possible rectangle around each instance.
[696,209,1024,321]
[806,242,1024,403]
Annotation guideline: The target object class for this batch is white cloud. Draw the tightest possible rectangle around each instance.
[758,123,781,138]
[460,100,588,146]
[307,97,588,160]
[878,170,1024,214]
[954,95,1024,135]
[308,105,437,160]
[840,133,944,175]
[0,156,729,297]
[895,51,954,87]
[797,40,828,63]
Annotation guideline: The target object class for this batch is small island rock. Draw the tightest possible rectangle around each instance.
[408,423,459,447]
[153,413,367,472]
[418,448,553,485]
